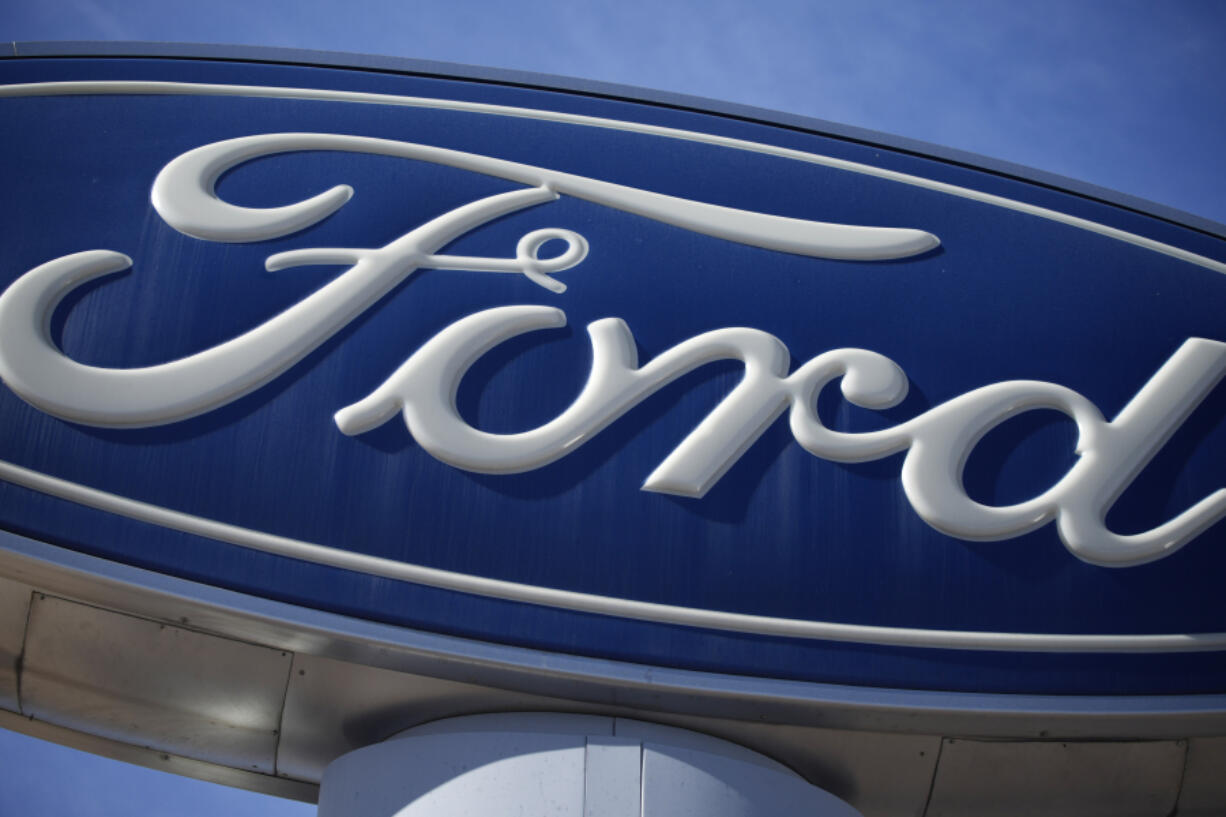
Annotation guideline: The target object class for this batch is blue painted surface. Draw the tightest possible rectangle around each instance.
[1,57,1225,694]
[8,41,1224,240]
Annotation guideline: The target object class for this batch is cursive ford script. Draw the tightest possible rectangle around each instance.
[0,133,1223,568]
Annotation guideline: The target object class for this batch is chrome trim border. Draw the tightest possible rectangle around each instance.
[1,529,1224,740]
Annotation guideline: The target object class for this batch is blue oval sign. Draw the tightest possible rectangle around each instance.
[2,56,1225,695]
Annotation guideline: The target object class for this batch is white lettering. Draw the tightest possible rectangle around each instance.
[0,133,1222,567]
[337,305,1226,567]
[0,133,932,427]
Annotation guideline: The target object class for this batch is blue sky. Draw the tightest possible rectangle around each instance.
[1,1,1224,814]
[7,0,1226,223]
[0,728,312,816]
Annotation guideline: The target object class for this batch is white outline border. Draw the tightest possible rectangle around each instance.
[3,459,1224,653]
[4,80,1225,275]
[2,80,1225,653]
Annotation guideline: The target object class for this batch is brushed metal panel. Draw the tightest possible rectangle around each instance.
[628,716,938,817]
[585,735,641,817]
[4,533,1226,744]
[0,575,30,711]
[20,594,292,772]
[279,652,936,817]
[276,652,579,781]
[1176,737,1226,815]
[2,533,1224,810]
[925,738,1185,817]
[640,739,862,817]
[318,729,588,817]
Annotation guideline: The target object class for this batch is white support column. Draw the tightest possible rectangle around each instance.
[317,713,862,817]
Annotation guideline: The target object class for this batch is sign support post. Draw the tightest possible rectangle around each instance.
[317,713,862,817]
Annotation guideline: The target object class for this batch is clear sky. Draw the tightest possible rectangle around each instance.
[7,0,1226,223]
[1,1,1224,814]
